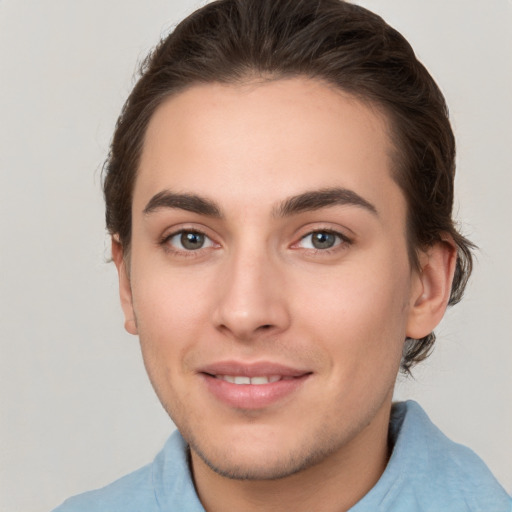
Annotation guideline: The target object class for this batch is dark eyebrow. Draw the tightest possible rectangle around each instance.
[275,187,378,217]
[143,190,222,217]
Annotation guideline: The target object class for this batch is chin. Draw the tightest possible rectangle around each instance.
[187,427,339,481]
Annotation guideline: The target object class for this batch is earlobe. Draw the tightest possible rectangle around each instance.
[112,237,138,336]
[406,238,457,340]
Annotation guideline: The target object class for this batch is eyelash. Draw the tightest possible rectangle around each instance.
[159,228,217,257]
[294,229,352,254]
[159,227,353,257]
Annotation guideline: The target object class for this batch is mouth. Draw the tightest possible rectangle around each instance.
[209,374,295,385]
[198,361,312,409]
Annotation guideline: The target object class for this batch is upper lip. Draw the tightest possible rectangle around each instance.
[198,361,311,378]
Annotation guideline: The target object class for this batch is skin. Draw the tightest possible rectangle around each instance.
[113,78,456,512]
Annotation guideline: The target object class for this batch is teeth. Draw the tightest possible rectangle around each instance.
[250,376,270,385]
[218,375,282,385]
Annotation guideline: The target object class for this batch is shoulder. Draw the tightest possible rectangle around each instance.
[405,402,510,510]
[390,401,510,511]
[51,430,204,512]
[51,463,155,512]
[352,401,511,512]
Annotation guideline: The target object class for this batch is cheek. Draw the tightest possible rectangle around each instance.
[129,270,213,414]
[293,260,410,369]
[130,265,214,367]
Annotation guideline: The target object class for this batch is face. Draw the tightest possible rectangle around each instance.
[117,78,426,480]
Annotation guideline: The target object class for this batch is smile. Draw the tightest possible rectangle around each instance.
[199,362,311,409]
[215,375,293,385]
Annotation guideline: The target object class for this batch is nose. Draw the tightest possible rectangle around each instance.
[212,247,291,341]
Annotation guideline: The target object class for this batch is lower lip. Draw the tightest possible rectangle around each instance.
[201,374,310,409]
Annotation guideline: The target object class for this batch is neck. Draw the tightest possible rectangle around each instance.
[190,401,392,512]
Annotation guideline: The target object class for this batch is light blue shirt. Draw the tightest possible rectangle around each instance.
[52,401,511,511]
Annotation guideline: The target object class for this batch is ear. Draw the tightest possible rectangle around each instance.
[406,238,457,340]
[111,237,138,335]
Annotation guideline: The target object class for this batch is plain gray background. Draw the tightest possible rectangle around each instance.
[1,1,511,510]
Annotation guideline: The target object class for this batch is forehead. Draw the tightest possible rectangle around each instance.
[135,78,402,218]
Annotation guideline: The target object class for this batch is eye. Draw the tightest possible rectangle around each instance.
[166,230,215,251]
[298,230,345,250]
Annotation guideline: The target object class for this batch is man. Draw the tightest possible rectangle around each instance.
[53,0,510,510]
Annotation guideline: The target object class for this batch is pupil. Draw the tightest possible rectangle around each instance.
[181,232,204,250]
[312,232,335,249]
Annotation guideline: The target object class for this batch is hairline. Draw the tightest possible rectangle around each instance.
[119,72,421,267]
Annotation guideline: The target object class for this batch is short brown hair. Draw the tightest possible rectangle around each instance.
[103,0,474,371]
